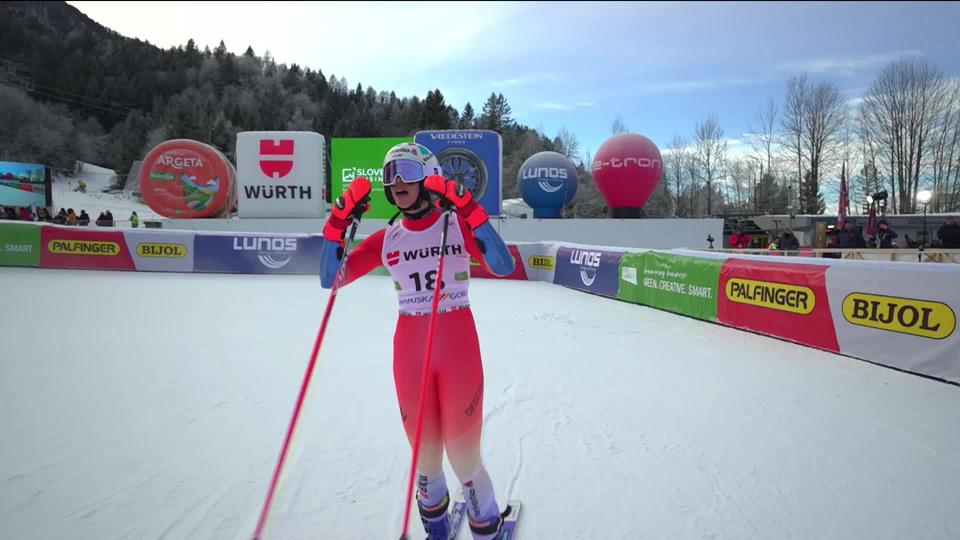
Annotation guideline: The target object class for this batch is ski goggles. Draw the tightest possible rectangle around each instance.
[382,159,429,187]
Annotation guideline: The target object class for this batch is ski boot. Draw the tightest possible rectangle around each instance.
[467,504,511,540]
[418,492,451,540]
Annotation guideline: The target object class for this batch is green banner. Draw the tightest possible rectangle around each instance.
[618,251,722,321]
[331,137,412,219]
[0,223,41,267]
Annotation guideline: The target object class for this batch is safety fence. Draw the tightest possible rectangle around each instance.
[3,222,958,385]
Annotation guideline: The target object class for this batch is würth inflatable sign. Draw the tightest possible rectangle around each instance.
[236,131,325,218]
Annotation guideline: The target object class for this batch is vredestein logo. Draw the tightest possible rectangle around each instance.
[528,255,554,270]
[136,243,187,258]
[842,293,955,340]
[48,240,120,256]
[725,278,815,315]
[232,237,297,269]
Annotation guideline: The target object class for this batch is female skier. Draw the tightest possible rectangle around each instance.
[319,142,514,539]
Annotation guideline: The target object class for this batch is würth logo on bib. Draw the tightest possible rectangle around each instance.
[259,139,294,179]
[386,251,400,267]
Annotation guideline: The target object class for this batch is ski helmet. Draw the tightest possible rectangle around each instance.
[382,142,442,209]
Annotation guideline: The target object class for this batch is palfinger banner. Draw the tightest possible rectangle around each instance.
[825,261,960,383]
[718,258,840,352]
[40,225,135,271]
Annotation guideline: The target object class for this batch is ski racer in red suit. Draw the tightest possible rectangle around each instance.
[319,142,514,539]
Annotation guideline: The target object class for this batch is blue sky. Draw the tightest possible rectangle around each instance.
[71,1,960,161]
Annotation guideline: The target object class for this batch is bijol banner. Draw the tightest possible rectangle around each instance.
[122,229,195,272]
[40,225,135,271]
[824,261,960,383]
[718,258,839,352]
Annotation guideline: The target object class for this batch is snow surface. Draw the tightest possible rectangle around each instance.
[2,269,959,539]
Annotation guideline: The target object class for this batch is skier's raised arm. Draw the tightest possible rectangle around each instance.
[319,178,381,288]
[423,175,515,277]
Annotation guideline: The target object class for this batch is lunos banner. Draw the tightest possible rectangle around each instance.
[194,233,323,274]
[824,261,959,383]
[619,251,722,321]
[140,139,237,218]
[122,229,195,272]
[236,131,325,218]
[40,225,135,271]
[414,130,502,216]
[718,259,839,352]
[553,246,622,298]
[0,223,41,267]
[331,138,412,219]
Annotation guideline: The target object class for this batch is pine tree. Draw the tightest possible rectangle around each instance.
[460,102,475,129]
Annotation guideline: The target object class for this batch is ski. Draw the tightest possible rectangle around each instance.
[447,500,467,539]
[496,500,522,539]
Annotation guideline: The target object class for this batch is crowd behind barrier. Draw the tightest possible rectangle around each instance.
[1,205,144,228]
[2,221,957,385]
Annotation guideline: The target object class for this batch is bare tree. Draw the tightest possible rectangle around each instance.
[782,74,808,211]
[801,81,847,214]
[554,127,580,161]
[611,115,629,135]
[930,82,960,213]
[664,136,690,216]
[694,115,727,215]
[861,58,952,213]
[748,98,778,173]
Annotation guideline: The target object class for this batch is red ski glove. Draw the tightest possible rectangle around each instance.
[423,175,488,230]
[323,177,371,242]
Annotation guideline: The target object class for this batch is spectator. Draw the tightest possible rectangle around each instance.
[729,226,751,249]
[823,231,841,259]
[105,210,114,227]
[67,208,78,225]
[903,234,919,248]
[130,211,139,228]
[20,206,32,221]
[937,216,960,248]
[776,228,800,252]
[96,211,107,226]
[872,220,898,248]
[78,210,90,226]
[836,221,866,249]
[54,208,67,225]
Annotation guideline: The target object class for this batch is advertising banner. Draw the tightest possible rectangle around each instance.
[414,130,502,216]
[122,229,196,272]
[236,131,325,218]
[331,137,412,219]
[0,223,41,267]
[469,244,528,280]
[718,259,839,352]
[553,246,622,298]
[0,161,49,208]
[40,225,135,271]
[825,261,960,383]
[139,139,236,218]
[194,232,322,274]
[516,241,559,283]
[619,251,722,321]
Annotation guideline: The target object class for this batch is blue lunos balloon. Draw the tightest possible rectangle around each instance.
[518,151,578,218]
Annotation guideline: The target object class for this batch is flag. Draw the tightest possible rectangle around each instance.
[837,162,849,229]
[866,205,877,237]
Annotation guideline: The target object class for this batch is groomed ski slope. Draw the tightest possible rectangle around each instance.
[2,268,959,539]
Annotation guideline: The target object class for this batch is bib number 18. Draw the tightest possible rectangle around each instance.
[409,270,445,292]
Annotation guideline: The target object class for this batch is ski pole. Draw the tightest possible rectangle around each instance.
[398,208,453,540]
[253,217,362,540]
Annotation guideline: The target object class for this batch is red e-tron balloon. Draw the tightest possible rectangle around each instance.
[140,139,236,218]
[591,133,663,208]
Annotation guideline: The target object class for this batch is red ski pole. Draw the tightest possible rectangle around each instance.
[398,209,453,540]
[253,218,362,540]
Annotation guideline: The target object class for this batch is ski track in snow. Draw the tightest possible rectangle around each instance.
[2,269,960,539]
